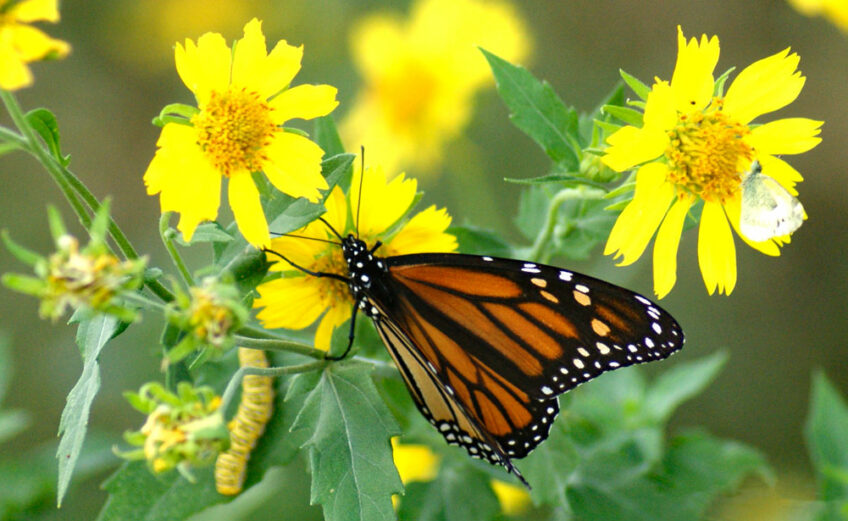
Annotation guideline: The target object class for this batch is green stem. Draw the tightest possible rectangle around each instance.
[159,213,194,287]
[527,185,605,263]
[0,90,175,303]
[218,360,326,417]
[232,335,326,360]
[235,324,290,340]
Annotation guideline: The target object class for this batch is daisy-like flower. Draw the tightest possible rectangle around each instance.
[144,19,338,248]
[254,165,457,350]
[0,0,70,90]
[341,0,530,173]
[603,27,822,298]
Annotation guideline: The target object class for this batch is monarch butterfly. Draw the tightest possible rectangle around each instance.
[265,216,684,486]
[214,347,274,495]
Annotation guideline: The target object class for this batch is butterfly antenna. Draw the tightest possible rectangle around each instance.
[317,217,344,241]
[270,231,340,246]
[262,248,348,283]
[355,145,365,238]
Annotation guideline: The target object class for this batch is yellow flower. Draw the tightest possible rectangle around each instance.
[341,0,531,173]
[490,479,531,515]
[0,0,70,90]
[603,27,822,298]
[254,165,457,350]
[787,0,848,32]
[143,19,338,247]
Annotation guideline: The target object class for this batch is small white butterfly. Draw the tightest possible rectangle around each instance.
[738,160,805,242]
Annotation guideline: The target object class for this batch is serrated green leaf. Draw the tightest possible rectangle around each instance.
[481,48,581,170]
[806,372,848,514]
[619,69,651,100]
[97,461,224,521]
[448,224,512,257]
[314,115,345,158]
[396,464,500,521]
[644,351,728,423]
[56,314,123,507]
[291,361,402,521]
[25,108,68,165]
[602,105,644,127]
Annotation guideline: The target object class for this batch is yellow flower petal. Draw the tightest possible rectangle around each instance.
[653,194,693,298]
[392,439,440,483]
[643,80,678,130]
[605,165,675,266]
[605,162,669,256]
[266,233,328,271]
[723,48,805,125]
[670,27,720,112]
[323,187,350,236]
[748,118,823,156]
[254,277,327,329]
[385,206,456,256]
[352,167,417,238]
[261,39,304,99]
[175,32,231,102]
[491,480,531,516]
[228,172,269,248]
[315,305,350,352]
[602,126,668,172]
[262,132,328,202]
[698,201,737,295]
[144,124,221,241]
[231,19,268,89]
[7,24,69,60]
[0,40,33,90]
[11,0,60,23]
[270,84,339,124]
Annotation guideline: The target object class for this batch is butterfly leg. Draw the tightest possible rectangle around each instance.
[324,298,361,361]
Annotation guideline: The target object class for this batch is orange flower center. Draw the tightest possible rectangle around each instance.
[312,248,353,307]
[665,100,754,203]
[192,88,277,177]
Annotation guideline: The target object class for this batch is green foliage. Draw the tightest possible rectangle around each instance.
[290,361,403,521]
[806,372,848,520]
[56,314,124,507]
[397,463,501,521]
[25,108,69,166]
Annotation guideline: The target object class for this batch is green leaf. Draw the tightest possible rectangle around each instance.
[97,462,224,521]
[644,351,728,423]
[174,223,233,246]
[290,360,402,521]
[25,108,69,165]
[47,205,67,243]
[267,198,326,236]
[602,105,644,127]
[314,115,345,158]
[619,69,651,100]
[89,198,112,243]
[396,464,500,521]
[806,372,848,516]
[448,224,512,258]
[481,48,580,170]
[322,152,356,196]
[568,429,768,521]
[56,314,122,507]
[522,419,578,506]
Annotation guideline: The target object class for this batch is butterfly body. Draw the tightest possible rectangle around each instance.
[739,160,805,242]
[337,233,684,485]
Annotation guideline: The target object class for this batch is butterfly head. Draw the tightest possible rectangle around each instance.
[341,234,386,297]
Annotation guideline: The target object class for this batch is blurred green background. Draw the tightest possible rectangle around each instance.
[0,0,846,518]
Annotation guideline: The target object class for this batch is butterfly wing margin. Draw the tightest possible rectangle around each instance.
[740,173,805,241]
[372,313,531,485]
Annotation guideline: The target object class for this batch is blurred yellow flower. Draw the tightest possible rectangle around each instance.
[254,165,456,350]
[143,19,338,247]
[603,27,822,298]
[787,0,848,32]
[341,0,531,174]
[490,479,531,515]
[0,0,70,90]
